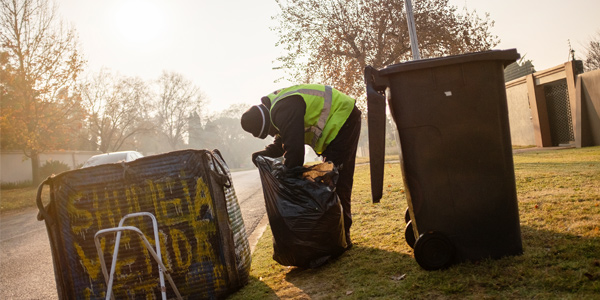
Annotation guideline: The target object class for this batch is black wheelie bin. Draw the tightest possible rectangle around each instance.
[364,49,523,270]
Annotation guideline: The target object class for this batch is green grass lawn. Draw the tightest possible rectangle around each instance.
[1,147,598,299]
[229,146,600,299]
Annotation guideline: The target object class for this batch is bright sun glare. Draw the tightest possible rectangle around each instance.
[113,0,165,45]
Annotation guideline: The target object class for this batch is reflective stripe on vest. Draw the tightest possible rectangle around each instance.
[267,84,355,154]
[272,86,332,147]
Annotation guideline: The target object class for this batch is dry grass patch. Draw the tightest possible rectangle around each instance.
[0,185,50,214]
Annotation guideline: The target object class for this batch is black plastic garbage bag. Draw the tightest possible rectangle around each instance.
[256,156,347,268]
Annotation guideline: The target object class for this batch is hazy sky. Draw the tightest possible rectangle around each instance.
[57,0,600,114]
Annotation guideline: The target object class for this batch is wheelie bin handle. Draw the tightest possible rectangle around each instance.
[364,66,388,203]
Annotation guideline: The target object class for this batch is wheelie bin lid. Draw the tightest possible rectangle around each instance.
[377,49,520,76]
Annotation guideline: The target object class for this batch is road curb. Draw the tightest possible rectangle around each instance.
[248,214,269,254]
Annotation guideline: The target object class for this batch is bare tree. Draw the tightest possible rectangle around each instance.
[273,0,499,108]
[199,103,271,168]
[1,0,85,184]
[79,69,153,153]
[583,30,600,72]
[155,71,206,150]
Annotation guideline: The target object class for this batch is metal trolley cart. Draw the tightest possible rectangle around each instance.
[365,49,523,270]
[37,149,251,298]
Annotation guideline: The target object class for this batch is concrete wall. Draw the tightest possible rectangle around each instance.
[1,152,32,183]
[1,151,100,184]
[576,69,600,147]
[503,61,598,148]
[505,78,537,146]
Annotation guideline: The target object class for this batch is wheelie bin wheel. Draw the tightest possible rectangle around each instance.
[404,208,410,223]
[404,220,416,249]
[414,231,455,271]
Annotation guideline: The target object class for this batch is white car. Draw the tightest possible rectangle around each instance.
[82,151,144,168]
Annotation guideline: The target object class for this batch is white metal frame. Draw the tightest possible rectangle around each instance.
[94,212,183,300]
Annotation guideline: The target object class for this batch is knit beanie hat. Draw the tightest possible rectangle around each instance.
[241,104,271,139]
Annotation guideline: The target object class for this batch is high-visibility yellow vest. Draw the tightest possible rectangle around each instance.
[265,84,355,154]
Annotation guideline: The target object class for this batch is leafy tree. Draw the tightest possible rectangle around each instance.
[273,0,499,108]
[78,69,153,153]
[583,30,600,72]
[1,0,85,184]
[155,71,206,150]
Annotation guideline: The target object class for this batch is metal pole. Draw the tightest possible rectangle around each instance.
[404,0,421,60]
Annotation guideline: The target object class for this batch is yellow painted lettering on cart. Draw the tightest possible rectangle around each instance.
[82,287,92,300]
[66,192,93,238]
[189,178,217,251]
[190,177,226,289]
[111,189,123,222]
[124,187,134,213]
[113,251,136,281]
[194,177,215,214]
[74,241,100,280]
[149,180,183,231]
[146,179,159,214]
[111,237,154,287]
[159,196,185,226]
[180,170,191,202]
[125,184,143,215]
[171,228,192,269]
[92,190,117,230]
[112,281,157,298]
[66,170,232,296]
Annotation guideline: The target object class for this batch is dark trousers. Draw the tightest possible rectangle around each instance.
[322,106,362,242]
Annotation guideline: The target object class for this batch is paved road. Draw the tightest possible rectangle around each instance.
[0,169,265,299]
[231,169,268,237]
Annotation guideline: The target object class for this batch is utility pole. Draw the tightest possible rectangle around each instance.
[404,0,421,60]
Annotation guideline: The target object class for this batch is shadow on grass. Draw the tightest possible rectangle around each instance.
[248,225,600,299]
[283,245,416,299]
[228,275,278,300]
[512,225,600,293]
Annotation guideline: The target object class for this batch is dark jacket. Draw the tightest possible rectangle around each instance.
[260,95,306,168]
[257,95,359,168]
